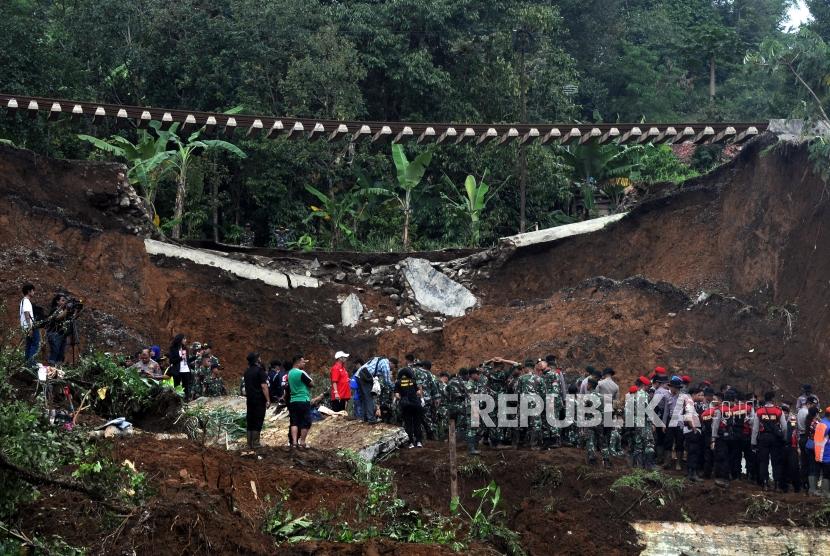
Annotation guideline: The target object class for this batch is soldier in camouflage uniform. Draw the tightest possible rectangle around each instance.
[541,364,563,448]
[583,377,610,466]
[481,358,512,446]
[202,365,227,397]
[628,376,655,468]
[445,369,475,453]
[436,372,450,440]
[413,360,441,440]
[240,223,255,247]
[465,367,489,454]
[515,360,543,449]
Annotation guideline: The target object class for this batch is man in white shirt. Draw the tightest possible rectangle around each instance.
[20,283,39,365]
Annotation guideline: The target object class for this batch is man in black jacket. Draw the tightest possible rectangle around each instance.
[244,352,271,450]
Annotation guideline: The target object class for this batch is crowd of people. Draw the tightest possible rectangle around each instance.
[17,284,830,497]
[298,352,830,498]
[121,337,227,401]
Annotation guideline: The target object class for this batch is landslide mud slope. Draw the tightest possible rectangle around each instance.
[380,137,830,394]
[0,145,370,369]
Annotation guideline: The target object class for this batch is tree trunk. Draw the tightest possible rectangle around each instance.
[402,191,411,250]
[448,418,458,501]
[518,146,528,233]
[211,162,219,243]
[517,46,528,233]
[709,55,716,102]
[172,172,186,240]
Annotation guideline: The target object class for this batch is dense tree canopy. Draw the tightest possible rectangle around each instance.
[0,0,825,249]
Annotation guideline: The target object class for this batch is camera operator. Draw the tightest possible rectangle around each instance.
[45,293,69,365]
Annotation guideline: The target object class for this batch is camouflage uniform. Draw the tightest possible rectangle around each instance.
[465,375,489,447]
[203,376,226,397]
[413,366,440,439]
[484,366,512,445]
[516,372,543,448]
[583,390,610,463]
[379,380,397,424]
[445,376,469,440]
[436,380,448,439]
[240,228,255,247]
[541,369,563,447]
[628,388,655,467]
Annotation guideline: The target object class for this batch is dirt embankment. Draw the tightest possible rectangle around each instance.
[384,442,827,556]
[0,145,375,375]
[380,137,830,394]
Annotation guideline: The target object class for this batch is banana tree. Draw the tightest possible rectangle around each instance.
[385,144,434,250]
[441,171,501,246]
[158,124,247,240]
[304,183,389,249]
[79,121,176,222]
[558,144,644,214]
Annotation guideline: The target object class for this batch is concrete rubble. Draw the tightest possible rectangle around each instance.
[340,293,364,327]
[400,257,477,317]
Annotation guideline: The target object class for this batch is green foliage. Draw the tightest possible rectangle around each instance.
[0,521,84,556]
[78,121,177,218]
[745,29,830,122]
[809,137,830,185]
[529,464,563,489]
[808,502,830,527]
[458,458,491,479]
[610,469,685,507]
[65,353,155,418]
[0,0,813,249]
[373,144,435,249]
[263,491,314,543]
[0,346,146,543]
[744,495,779,520]
[179,405,248,445]
[441,172,502,246]
[452,481,525,556]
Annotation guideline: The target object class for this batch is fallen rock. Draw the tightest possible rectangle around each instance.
[340,293,363,327]
[400,257,477,317]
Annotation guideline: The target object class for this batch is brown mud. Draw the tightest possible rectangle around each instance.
[3,136,830,554]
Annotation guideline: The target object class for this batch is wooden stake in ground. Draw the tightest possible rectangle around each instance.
[449,417,458,501]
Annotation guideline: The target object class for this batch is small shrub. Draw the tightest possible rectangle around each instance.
[530,464,563,488]
[744,495,779,520]
[459,458,491,478]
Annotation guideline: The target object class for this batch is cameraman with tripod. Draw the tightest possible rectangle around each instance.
[46,294,69,365]
[45,292,83,365]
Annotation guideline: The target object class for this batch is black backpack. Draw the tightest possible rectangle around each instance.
[358,358,381,384]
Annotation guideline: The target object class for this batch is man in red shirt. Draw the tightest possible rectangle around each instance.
[330,351,351,412]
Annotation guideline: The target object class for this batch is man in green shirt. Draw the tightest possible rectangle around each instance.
[287,355,314,448]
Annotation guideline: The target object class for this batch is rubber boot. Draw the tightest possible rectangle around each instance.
[808,476,819,496]
[252,431,261,449]
[687,468,699,482]
[675,458,683,472]
[822,477,830,499]
[468,439,480,455]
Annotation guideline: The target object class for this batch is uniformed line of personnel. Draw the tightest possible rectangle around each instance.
[362,355,830,497]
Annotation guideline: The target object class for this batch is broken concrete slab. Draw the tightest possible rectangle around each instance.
[145,239,318,289]
[500,213,627,249]
[633,521,830,556]
[341,293,364,327]
[401,257,477,317]
[189,396,408,460]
